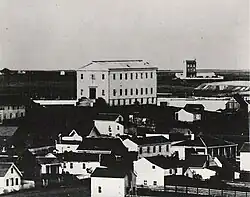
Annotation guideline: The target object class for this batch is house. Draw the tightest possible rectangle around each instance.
[134,156,184,188]
[0,162,22,194]
[122,138,138,152]
[132,136,171,158]
[91,167,136,197]
[171,135,237,160]
[239,142,250,172]
[55,129,83,153]
[184,155,216,180]
[175,109,201,122]
[0,126,18,153]
[92,113,124,137]
[58,152,101,179]
[77,60,158,106]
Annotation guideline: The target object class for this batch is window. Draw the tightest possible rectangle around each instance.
[153,181,157,186]
[141,73,143,79]
[10,113,12,119]
[113,74,116,80]
[166,145,169,152]
[144,180,147,185]
[141,98,143,104]
[147,146,150,153]
[102,74,105,80]
[129,99,132,105]
[70,163,73,169]
[63,163,66,168]
[151,98,154,104]
[102,90,105,96]
[139,147,142,154]
[83,163,86,169]
[141,88,143,95]
[81,89,83,96]
[145,88,148,95]
[151,88,153,94]
[81,74,83,79]
[151,72,153,78]
[130,89,133,95]
[120,73,122,80]
[130,73,133,80]
[170,169,173,174]
[11,168,13,174]
[98,186,102,193]
[91,74,95,80]
[153,146,156,153]
[152,165,155,169]
[15,178,18,185]
[136,89,138,95]
[113,89,116,96]
[136,73,138,79]
[120,89,122,96]
[125,89,128,96]
[125,73,128,80]
[159,145,161,152]
[6,179,9,186]
[145,72,148,78]
[117,125,119,130]
[11,178,14,186]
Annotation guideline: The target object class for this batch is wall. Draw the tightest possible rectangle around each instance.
[94,120,124,137]
[109,69,157,105]
[139,144,171,158]
[55,144,79,153]
[122,139,138,152]
[91,177,125,197]
[134,158,164,187]
[170,146,185,160]
[0,106,25,121]
[0,166,22,194]
[240,152,250,171]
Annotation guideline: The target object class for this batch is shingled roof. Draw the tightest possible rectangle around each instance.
[132,136,170,146]
[91,167,127,178]
[94,113,121,121]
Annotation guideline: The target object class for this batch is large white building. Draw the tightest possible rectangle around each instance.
[77,60,157,106]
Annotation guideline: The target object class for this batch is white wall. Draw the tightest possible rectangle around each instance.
[91,177,125,197]
[0,165,22,194]
[176,110,194,122]
[240,152,250,171]
[139,144,171,158]
[122,139,138,152]
[185,168,216,180]
[55,144,79,153]
[171,146,185,160]
[134,158,164,187]
[62,161,100,177]
[94,120,124,137]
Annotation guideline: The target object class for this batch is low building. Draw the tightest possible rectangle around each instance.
[93,113,124,137]
[175,109,201,122]
[55,130,83,153]
[0,162,22,194]
[240,142,250,172]
[91,167,136,197]
[171,135,237,160]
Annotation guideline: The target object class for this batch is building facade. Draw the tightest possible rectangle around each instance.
[77,60,157,106]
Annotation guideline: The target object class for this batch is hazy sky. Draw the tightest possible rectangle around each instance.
[0,0,249,70]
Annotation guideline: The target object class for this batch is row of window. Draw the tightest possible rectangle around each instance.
[144,180,158,186]
[0,112,24,120]
[80,72,154,80]
[113,88,154,97]
[139,145,169,154]
[63,162,86,169]
[6,178,19,187]
[0,106,25,110]
[110,97,155,106]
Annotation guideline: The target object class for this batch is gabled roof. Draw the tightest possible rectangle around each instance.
[77,137,128,154]
[0,127,18,137]
[57,153,99,162]
[240,142,250,153]
[91,167,127,178]
[132,136,170,146]
[94,113,121,121]
[0,162,22,177]
[146,156,184,169]
[78,60,157,71]
[173,135,236,147]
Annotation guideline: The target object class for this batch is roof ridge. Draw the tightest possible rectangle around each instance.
[199,136,207,147]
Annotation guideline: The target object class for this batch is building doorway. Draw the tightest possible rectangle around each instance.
[89,88,96,99]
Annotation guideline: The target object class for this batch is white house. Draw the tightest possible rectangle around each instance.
[175,109,201,122]
[122,138,138,152]
[77,60,158,106]
[184,168,216,180]
[60,153,101,179]
[240,142,250,172]
[91,167,136,197]
[56,130,83,153]
[93,113,124,137]
[0,162,22,194]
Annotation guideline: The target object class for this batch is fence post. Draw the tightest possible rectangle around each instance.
[186,186,188,194]
[221,189,223,196]
[175,185,177,193]
[208,188,210,196]
[246,191,248,197]
[234,190,236,197]
[197,187,199,194]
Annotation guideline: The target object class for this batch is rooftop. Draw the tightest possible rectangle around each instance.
[146,156,184,169]
[78,60,157,71]
[185,154,208,168]
[91,167,127,178]
[173,135,236,147]
[0,162,13,177]
[0,127,18,137]
[94,113,121,121]
[132,136,170,145]
[240,142,250,153]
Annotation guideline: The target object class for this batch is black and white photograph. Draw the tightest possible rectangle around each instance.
[0,0,249,196]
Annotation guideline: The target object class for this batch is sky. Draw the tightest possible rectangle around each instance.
[0,0,249,70]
